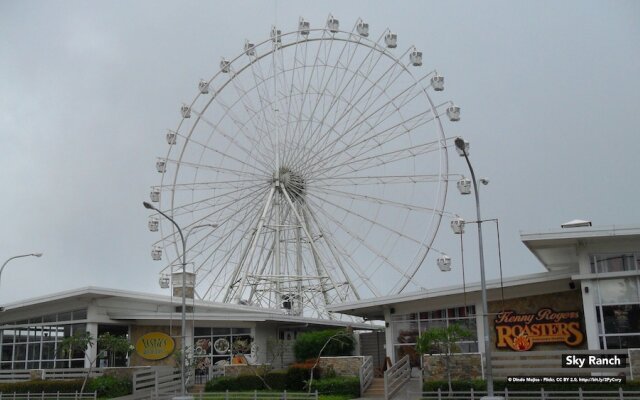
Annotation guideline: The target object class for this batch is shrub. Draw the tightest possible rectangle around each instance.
[294,330,355,362]
[310,376,360,397]
[0,380,84,394]
[204,375,264,392]
[86,375,132,397]
[264,371,287,391]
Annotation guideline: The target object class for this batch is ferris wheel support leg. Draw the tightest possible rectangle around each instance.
[224,186,276,303]
[302,203,362,302]
[281,187,337,318]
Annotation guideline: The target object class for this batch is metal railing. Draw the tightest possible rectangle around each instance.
[0,391,97,399]
[359,355,374,396]
[413,388,640,399]
[185,391,319,400]
[384,355,411,400]
[131,367,181,399]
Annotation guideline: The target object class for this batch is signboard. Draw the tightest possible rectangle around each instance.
[494,308,584,351]
[135,332,175,360]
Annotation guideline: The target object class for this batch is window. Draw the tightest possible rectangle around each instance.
[390,305,477,367]
[591,253,638,273]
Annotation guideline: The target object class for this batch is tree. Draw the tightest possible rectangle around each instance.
[305,328,355,393]
[58,331,100,395]
[416,324,473,396]
[98,333,131,367]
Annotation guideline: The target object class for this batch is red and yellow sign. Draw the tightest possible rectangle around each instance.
[135,332,175,360]
[494,308,584,351]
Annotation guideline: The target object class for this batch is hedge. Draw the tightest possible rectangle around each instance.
[309,377,360,397]
[205,375,264,392]
[0,380,85,394]
[86,375,132,397]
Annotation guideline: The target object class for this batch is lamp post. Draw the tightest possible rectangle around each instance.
[143,201,217,399]
[0,253,43,290]
[454,138,501,400]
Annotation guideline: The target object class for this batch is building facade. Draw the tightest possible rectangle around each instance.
[329,224,640,366]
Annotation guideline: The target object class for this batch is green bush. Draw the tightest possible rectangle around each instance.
[293,330,355,362]
[286,366,317,391]
[86,375,132,397]
[310,376,360,397]
[205,375,264,392]
[264,371,287,390]
[0,380,84,394]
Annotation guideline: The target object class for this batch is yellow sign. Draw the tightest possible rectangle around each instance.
[135,332,175,360]
[494,308,584,351]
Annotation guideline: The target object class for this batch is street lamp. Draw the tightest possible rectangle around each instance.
[0,253,43,290]
[143,201,217,399]
[454,137,502,400]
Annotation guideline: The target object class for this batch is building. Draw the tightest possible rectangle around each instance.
[0,287,370,380]
[328,224,640,368]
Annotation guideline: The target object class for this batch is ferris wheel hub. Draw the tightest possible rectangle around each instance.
[272,166,306,200]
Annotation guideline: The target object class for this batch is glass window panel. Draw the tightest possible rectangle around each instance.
[63,326,71,337]
[16,320,28,326]
[27,361,39,369]
[28,316,43,324]
[393,321,418,344]
[55,360,69,368]
[71,324,86,335]
[602,305,640,334]
[232,328,250,334]
[1,345,13,362]
[58,312,71,322]
[194,338,212,356]
[211,328,230,336]
[27,343,41,360]
[598,279,639,305]
[2,330,15,344]
[605,335,640,349]
[41,361,54,369]
[42,343,56,360]
[15,330,28,343]
[72,309,87,320]
[70,360,84,368]
[0,363,11,370]
[29,327,42,341]
[194,327,211,336]
[43,314,56,323]
[14,344,26,361]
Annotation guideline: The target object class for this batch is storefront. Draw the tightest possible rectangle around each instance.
[0,287,369,376]
[328,224,640,365]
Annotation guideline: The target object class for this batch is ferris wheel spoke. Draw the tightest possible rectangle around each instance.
[302,201,380,298]
[309,174,442,186]
[288,33,354,169]
[165,178,267,191]
[191,109,273,172]
[311,138,442,180]
[307,185,442,214]
[305,189,426,247]
[297,47,411,169]
[154,183,270,254]
[166,158,268,180]
[301,64,424,175]
[290,39,390,170]
[304,195,419,285]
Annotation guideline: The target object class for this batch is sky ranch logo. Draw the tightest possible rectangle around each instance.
[135,332,175,360]
[494,308,584,351]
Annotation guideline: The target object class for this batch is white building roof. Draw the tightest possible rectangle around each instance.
[0,286,374,330]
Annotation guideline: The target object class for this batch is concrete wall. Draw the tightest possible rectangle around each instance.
[423,353,483,381]
[318,356,364,377]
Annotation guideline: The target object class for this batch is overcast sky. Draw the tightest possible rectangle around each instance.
[1,0,639,306]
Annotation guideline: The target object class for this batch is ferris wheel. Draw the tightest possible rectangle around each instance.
[148,15,462,319]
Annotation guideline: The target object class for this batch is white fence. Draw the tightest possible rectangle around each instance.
[0,392,97,399]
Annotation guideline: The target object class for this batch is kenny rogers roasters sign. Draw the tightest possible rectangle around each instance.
[494,308,584,351]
